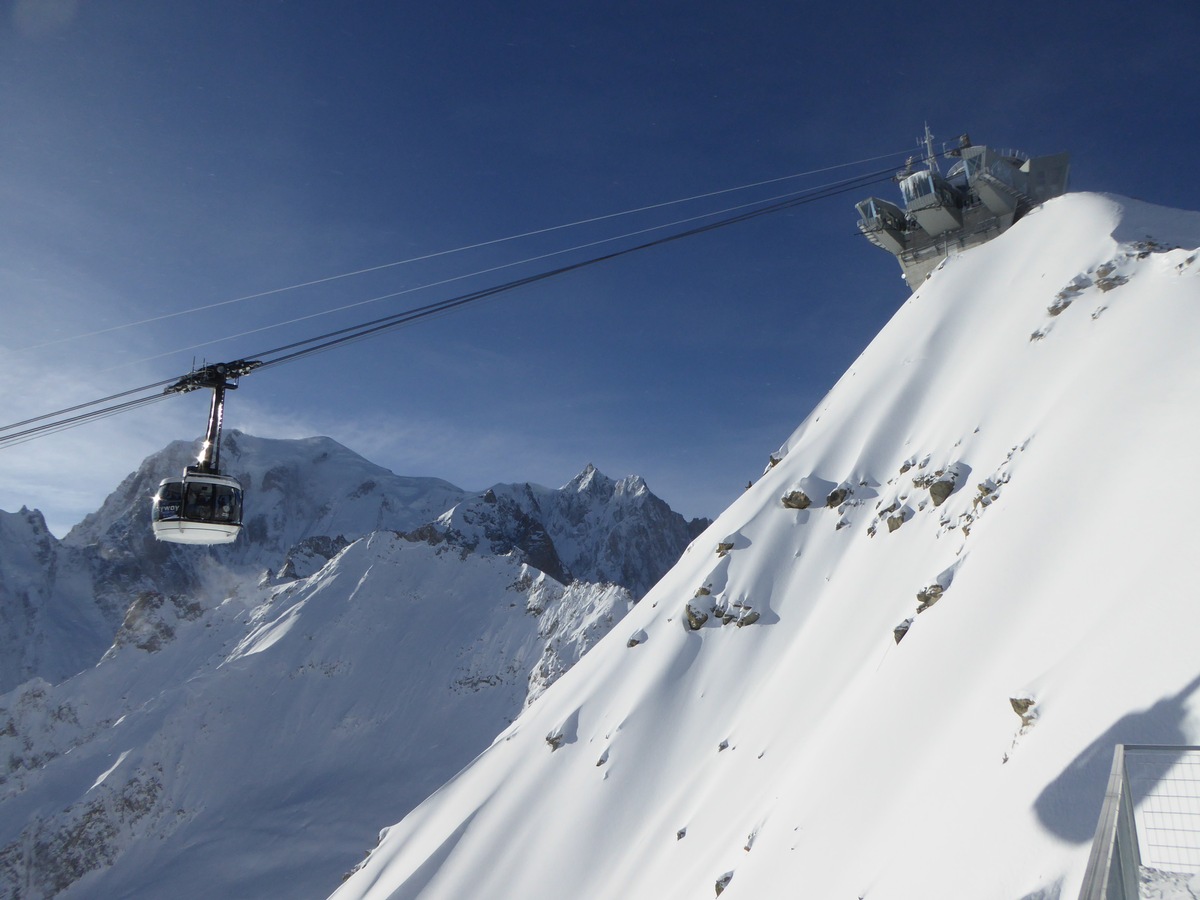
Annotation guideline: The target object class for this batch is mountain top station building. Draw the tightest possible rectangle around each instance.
[856,129,1070,289]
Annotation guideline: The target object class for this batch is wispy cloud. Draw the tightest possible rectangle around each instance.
[11,0,80,38]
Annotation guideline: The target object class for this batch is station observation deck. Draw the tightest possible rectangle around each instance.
[856,131,1070,289]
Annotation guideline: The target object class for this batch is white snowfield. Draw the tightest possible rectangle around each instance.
[330,193,1200,900]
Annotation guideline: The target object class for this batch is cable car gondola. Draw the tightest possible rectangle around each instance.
[152,471,243,544]
[151,360,259,545]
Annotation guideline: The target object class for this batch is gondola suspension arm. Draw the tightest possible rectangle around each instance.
[163,360,262,475]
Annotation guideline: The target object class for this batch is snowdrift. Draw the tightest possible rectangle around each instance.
[331,193,1200,900]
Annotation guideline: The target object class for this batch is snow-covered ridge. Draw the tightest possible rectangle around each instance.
[330,193,1200,900]
[1,431,705,696]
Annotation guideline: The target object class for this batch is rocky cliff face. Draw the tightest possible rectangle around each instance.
[497,464,709,598]
[430,464,708,599]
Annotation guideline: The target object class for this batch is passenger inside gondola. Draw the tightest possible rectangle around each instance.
[185,483,214,519]
[213,486,240,522]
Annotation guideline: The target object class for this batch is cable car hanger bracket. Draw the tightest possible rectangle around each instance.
[163,359,263,395]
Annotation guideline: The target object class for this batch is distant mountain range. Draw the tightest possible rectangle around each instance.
[0,435,707,898]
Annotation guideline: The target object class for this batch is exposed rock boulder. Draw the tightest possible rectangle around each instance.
[974,480,1000,509]
[716,871,734,896]
[684,603,709,630]
[826,486,852,508]
[929,479,956,507]
[1010,696,1038,730]
[916,584,945,612]
[926,463,965,507]
[781,490,812,510]
[735,609,761,628]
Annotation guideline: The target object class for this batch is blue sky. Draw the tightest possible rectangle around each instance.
[2,0,1198,535]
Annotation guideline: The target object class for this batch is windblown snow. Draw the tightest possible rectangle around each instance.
[327,193,1200,900]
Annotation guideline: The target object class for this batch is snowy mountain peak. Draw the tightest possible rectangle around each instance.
[427,467,707,598]
[563,462,614,498]
[617,473,649,496]
[63,431,469,584]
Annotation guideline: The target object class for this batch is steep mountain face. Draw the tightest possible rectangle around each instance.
[0,537,630,900]
[0,510,112,692]
[63,432,471,589]
[0,434,469,696]
[0,433,705,897]
[441,465,708,598]
[330,193,1200,900]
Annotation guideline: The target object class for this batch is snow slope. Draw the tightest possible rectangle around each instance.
[0,532,631,899]
[330,193,1200,900]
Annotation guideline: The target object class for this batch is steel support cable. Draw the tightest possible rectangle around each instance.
[98,186,822,375]
[12,148,914,353]
[252,166,896,370]
[0,164,896,449]
[0,376,181,434]
[0,393,173,449]
[130,164,900,374]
